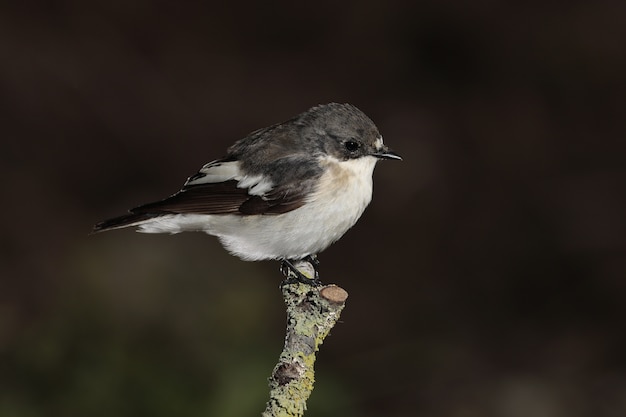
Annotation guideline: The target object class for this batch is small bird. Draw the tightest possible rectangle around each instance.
[94,103,401,283]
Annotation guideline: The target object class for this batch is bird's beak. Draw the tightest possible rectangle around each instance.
[372,146,402,161]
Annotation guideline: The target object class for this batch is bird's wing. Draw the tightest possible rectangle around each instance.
[93,157,320,232]
[136,158,316,215]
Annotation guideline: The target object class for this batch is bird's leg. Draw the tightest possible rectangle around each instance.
[280,256,321,286]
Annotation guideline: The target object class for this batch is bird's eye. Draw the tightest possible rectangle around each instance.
[345,140,360,152]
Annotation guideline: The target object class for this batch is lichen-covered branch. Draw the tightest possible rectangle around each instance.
[262,280,348,417]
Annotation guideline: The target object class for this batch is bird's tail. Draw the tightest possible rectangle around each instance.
[92,212,159,234]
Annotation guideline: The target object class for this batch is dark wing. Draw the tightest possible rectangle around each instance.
[130,180,250,215]
[129,179,307,216]
[93,157,317,232]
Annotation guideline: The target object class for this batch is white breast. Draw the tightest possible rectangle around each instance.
[138,156,379,261]
[213,155,377,260]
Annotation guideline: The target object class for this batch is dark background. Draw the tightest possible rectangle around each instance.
[2,1,625,416]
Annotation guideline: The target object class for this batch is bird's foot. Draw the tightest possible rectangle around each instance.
[280,257,321,286]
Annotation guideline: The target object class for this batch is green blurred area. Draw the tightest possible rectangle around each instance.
[2,1,625,416]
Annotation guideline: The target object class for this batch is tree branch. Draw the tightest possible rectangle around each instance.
[262,278,348,417]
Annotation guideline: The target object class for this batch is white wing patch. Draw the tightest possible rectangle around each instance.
[184,159,274,196]
[185,160,242,185]
[237,174,274,196]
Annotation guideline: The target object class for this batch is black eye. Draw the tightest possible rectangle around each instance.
[345,140,360,152]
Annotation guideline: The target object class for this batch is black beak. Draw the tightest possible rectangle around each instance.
[372,146,402,160]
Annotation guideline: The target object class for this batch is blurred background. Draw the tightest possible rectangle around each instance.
[2,1,625,416]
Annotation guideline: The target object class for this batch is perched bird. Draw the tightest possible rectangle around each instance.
[94,103,401,282]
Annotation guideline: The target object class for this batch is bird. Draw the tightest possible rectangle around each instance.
[94,103,401,283]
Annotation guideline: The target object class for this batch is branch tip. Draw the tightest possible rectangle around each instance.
[320,285,348,304]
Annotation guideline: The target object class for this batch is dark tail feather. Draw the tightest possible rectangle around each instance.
[92,212,159,234]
